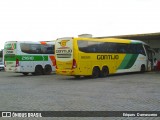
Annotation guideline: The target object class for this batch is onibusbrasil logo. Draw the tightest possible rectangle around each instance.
[1,112,42,118]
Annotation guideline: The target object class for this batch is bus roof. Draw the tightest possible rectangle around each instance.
[72,37,148,45]
[5,41,55,44]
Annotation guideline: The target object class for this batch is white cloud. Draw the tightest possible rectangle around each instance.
[0,0,160,49]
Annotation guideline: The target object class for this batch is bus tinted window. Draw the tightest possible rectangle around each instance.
[78,40,145,55]
[20,43,54,54]
[136,44,145,55]
[78,41,118,53]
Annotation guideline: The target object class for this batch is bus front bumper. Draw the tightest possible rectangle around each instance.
[5,66,21,72]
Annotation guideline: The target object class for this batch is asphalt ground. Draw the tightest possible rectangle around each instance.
[0,71,160,120]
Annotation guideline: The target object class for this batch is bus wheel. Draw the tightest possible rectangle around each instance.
[44,65,52,75]
[22,72,29,75]
[92,67,100,78]
[101,66,109,77]
[35,65,43,75]
[140,65,145,73]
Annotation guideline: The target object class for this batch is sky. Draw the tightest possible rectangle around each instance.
[0,0,160,49]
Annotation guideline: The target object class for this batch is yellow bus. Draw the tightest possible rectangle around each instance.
[55,37,153,78]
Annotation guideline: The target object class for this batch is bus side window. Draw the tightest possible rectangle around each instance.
[30,44,40,54]
[78,40,88,53]
[128,44,136,54]
[108,43,118,53]
[46,47,54,54]
[20,43,30,53]
[32,44,41,54]
[53,45,55,54]
[137,44,145,55]
[87,46,95,53]
[36,48,41,54]
[99,42,110,53]
[117,43,127,53]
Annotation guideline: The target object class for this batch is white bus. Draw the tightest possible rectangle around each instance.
[4,41,55,75]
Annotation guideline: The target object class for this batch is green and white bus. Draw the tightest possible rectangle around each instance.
[4,41,55,75]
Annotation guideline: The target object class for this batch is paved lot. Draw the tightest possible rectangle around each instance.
[0,71,160,119]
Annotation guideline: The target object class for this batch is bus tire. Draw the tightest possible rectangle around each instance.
[92,67,100,78]
[35,65,43,75]
[101,66,109,77]
[140,65,145,73]
[44,65,52,75]
[22,72,29,75]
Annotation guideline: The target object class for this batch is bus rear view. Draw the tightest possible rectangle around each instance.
[55,38,75,75]
[4,41,18,72]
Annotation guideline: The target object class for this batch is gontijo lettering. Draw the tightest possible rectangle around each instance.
[97,55,119,60]
[56,49,72,54]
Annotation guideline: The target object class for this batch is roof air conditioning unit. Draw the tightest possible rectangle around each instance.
[78,34,92,38]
